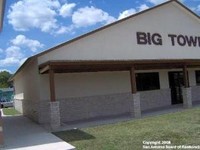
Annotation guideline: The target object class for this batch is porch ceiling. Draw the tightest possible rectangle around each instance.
[39,59,200,74]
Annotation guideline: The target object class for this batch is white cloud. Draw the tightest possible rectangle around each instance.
[138,4,149,12]
[0,46,24,67]
[147,0,167,5]
[0,35,44,68]
[118,4,150,20]
[0,48,3,53]
[148,0,184,5]
[0,35,43,67]
[11,35,44,52]
[72,6,116,27]
[7,0,61,32]
[189,4,200,13]
[55,25,74,34]
[197,5,200,11]
[118,8,136,20]
[7,0,117,34]
[0,58,21,67]
[6,46,24,59]
[59,3,76,18]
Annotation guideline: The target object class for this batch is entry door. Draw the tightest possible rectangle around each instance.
[168,72,184,105]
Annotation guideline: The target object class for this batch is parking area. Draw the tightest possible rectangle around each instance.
[1,114,75,150]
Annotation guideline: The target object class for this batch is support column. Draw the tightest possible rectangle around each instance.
[49,69,55,102]
[130,67,141,118]
[49,69,61,129]
[130,93,141,118]
[182,87,192,108]
[182,65,192,108]
[183,65,189,88]
[50,101,61,129]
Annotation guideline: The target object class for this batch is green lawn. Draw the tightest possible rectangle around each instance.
[53,107,200,150]
[2,107,21,115]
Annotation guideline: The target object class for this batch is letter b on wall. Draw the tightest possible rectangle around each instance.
[136,32,162,45]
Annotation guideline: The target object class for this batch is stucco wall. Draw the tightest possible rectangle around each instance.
[188,69,196,86]
[37,65,199,124]
[38,71,132,123]
[191,86,200,102]
[14,59,40,122]
[38,2,200,64]
[39,70,172,100]
[14,99,23,113]
[16,65,197,124]
[38,70,174,123]
[39,71,132,100]
[159,70,169,89]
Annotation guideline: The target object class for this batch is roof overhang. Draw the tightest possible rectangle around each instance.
[39,59,200,74]
[0,0,5,31]
[12,0,200,78]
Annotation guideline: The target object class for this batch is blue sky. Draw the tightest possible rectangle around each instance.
[0,0,200,73]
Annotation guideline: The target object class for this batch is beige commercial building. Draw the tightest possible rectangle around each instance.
[13,0,200,129]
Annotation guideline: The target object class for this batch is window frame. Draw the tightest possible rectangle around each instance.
[136,72,160,91]
[195,70,200,86]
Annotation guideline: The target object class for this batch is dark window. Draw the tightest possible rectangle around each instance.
[195,70,200,85]
[136,72,160,91]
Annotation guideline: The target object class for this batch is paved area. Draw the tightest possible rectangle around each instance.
[142,104,185,117]
[2,115,75,150]
[1,103,200,149]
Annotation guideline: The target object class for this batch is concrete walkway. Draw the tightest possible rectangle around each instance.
[2,103,200,149]
[2,115,75,150]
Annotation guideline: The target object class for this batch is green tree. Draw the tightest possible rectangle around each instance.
[0,71,13,88]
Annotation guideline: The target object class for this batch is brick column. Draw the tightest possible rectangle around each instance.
[130,67,141,118]
[130,93,141,118]
[182,87,192,108]
[0,110,4,147]
[50,101,61,129]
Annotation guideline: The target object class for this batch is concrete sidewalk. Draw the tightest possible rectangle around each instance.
[2,115,75,150]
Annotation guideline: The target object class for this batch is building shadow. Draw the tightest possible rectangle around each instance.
[53,129,95,142]
[2,115,75,150]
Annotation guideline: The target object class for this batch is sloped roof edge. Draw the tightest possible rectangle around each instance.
[12,0,200,79]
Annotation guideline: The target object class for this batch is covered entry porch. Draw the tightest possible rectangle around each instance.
[39,59,200,129]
